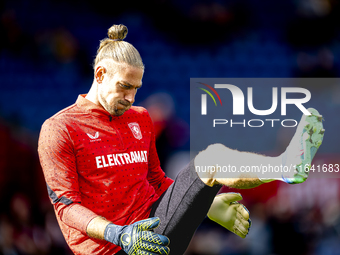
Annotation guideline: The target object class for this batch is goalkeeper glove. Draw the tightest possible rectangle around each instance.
[207,192,251,238]
[104,217,170,255]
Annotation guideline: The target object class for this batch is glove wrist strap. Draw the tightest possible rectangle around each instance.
[104,223,123,246]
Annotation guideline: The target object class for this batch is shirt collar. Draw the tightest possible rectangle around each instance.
[76,94,111,117]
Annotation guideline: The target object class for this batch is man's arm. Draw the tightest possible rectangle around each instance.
[38,118,99,233]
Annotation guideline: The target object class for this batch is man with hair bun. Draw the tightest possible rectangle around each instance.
[38,24,324,255]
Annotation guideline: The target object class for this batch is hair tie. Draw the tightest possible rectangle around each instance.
[113,39,122,41]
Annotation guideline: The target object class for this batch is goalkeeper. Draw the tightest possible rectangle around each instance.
[38,24,324,255]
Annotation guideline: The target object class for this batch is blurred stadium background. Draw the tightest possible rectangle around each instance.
[1,0,340,254]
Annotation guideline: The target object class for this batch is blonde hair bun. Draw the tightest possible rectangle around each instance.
[94,23,143,69]
[108,24,128,41]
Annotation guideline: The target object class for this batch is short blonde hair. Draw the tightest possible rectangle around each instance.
[94,24,144,70]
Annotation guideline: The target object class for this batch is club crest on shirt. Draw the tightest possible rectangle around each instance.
[128,122,142,140]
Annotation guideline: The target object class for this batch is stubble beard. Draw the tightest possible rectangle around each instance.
[98,93,130,116]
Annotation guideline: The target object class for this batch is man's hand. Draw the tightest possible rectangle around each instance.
[207,193,251,238]
[104,217,170,255]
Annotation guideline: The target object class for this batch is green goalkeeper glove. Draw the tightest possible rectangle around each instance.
[104,217,170,255]
[207,192,251,238]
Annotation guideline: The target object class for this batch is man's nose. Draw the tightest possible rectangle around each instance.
[125,90,136,104]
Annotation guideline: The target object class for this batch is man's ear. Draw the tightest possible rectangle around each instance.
[95,66,106,84]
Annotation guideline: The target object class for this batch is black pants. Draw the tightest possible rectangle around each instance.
[118,160,221,255]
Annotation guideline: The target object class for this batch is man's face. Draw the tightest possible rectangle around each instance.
[97,65,143,116]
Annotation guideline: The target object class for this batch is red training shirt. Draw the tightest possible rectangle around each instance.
[38,95,174,254]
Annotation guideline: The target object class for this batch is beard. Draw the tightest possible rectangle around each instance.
[98,93,131,116]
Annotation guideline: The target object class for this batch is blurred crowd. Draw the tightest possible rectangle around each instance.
[1,0,340,254]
